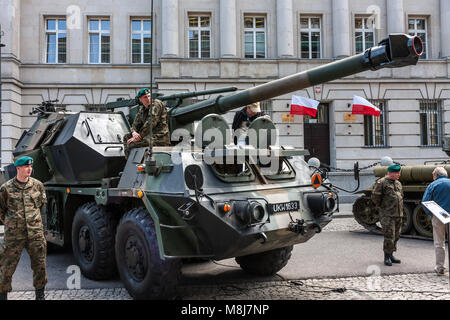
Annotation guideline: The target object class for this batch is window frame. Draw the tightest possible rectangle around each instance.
[131,18,152,64]
[408,17,428,59]
[88,18,111,64]
[419,100,442,147]
[300,16,322,59]
[243,15,267,59]
[363,100,388,148]
[187,14,212,58]
[354,16,376,54]
[45,17,67,64]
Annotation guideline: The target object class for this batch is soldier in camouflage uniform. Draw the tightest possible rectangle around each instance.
[123,88,170,159]
[371,164,403,266]
[0,156,48,300]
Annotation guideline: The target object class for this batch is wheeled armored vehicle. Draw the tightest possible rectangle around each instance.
[0,34,423,299]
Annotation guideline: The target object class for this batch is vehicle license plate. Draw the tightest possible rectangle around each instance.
[269,200,299,214]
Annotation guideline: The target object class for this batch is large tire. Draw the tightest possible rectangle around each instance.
[401,204,413,234]
[235,246,293,276]
[72,202,117,280]
[412,204,433,238]
[115,207,182,300]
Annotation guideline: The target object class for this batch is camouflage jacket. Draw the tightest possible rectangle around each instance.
[0,177,47,240]
[131,99,170,146]
[371,177,403,217]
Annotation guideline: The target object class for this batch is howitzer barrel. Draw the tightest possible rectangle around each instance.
[374,165,450,183]
[160,87,237,101]
[171,34,423,125]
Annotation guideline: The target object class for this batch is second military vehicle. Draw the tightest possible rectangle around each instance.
[0,34,423,299]
[353,137,450,239]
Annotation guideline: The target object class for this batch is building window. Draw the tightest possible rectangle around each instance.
[300,16,321,59]
[131,19,151,64]
[244,16,266,58]
[188,15,211,58]
[408,17,427,59]
[420,100,442,146]
[364,101,387,147]
[45,18,67,63]
[355,17,375,54]
[89,18,110,64]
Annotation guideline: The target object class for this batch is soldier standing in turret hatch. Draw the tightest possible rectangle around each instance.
[232,102,270,145]
[123,88,170,159]
[371,164,404,266]
[0,156,48,300]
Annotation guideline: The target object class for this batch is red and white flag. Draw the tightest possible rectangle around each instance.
[290,95,320,117]
[352,95,380,116]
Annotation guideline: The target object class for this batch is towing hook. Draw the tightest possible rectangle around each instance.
[259,232,268,244]
[312,222,322,233]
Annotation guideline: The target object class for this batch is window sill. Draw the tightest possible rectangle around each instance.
[419,145,442,148]
[362,146,390,149]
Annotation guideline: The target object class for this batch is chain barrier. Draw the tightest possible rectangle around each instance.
[320,160,405,172]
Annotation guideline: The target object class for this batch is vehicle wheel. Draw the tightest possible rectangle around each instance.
[401,204,413,234]
[72,202,117,280]
[115,207,182,300]
[352,196,381,233]
[235,246,293,276]
[412,204,433,238]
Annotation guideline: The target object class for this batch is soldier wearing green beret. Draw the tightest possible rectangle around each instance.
[371,164,404,266]
[123,88,170,159]
[0,156,48,300]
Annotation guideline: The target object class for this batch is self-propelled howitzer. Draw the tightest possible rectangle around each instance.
[0,34,423,300]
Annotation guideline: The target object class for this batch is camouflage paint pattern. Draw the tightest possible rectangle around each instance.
[0,177,48,292]
[124,99,170,158]
[371,177,404,254]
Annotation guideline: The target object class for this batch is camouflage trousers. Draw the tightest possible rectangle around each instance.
[380,216,402,255]
[123,132,170,159]
[123,132,150,159]
[0,237,47,292]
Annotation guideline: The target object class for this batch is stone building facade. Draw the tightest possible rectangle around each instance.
[1,0,449,172]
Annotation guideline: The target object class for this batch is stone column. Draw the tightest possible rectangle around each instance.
[162,0,179,57]
[276,0,294,58]
[332,0,350,58]
[220,0,237,57]
[441,0,450,58]
[387,0,404,34]
[0,0,22,166]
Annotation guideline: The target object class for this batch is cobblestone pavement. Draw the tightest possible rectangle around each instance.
[6,271,449,300]
[2,216,449,300]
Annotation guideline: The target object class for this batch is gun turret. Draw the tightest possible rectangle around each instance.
[169,34,423,131]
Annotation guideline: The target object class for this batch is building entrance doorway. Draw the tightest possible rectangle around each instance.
[303,103,330,167]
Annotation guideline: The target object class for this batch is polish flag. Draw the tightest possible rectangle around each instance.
[290,95,320,117]
[352,95,380,116]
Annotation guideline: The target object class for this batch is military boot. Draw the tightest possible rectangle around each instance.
[384,253,392,266]
[0,292,7,300]
[35,288,45,300]
[390,254,401,264]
